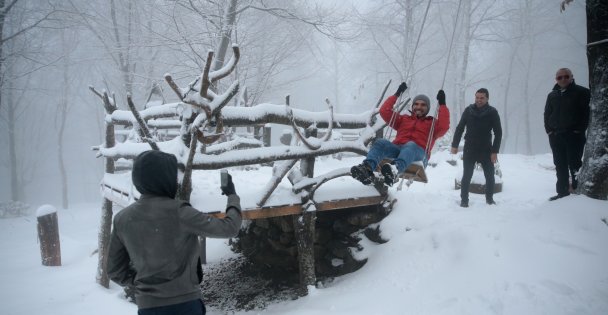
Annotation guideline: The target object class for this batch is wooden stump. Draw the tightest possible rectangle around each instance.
[36,205,61,266]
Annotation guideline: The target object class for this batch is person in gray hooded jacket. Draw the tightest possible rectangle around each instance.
[107,150,242,315]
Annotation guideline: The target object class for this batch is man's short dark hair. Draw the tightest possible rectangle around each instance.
[476,88,489,99]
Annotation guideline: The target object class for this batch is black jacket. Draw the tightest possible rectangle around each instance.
[543,80,590,134]
[452,103,502,154]
[107,150,242,309]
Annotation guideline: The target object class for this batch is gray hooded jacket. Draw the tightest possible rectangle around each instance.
[107,150,242,309]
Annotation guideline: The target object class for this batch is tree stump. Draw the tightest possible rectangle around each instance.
[37,205,61,266]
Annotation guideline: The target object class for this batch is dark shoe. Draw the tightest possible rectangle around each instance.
[380,163,399,187]
[460,200,469,208]
[549,193,570,201]
[351,163,373,185]
[486,198,496,205]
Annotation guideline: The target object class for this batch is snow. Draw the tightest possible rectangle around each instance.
[2,153,607,315]
[35,204,57,217]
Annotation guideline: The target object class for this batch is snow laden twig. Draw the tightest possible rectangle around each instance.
[257,159,298,207]
[126,94,159,151]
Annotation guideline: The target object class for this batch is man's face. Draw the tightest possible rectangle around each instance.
[555,69,573,89]
[412,100,428,117]
[474,93,488,107]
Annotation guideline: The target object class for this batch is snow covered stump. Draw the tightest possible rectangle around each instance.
[36,205,61,266]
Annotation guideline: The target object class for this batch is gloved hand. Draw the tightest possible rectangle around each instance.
[437,90,446,105]
[394,82,407,97]
[221,173,236,196]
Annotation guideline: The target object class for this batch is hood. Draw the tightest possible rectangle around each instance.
[132,150,178,198]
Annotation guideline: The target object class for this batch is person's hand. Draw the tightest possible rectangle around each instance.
[437,90,446,105]
[491,153,498,164]
[221,173,236,196]
[450,147,458,154]
[394,82,407,97]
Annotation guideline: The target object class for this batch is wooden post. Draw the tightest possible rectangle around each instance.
[263,124,272,147]
[293,127,317,295]
[37,205,61,266]
[97,91,117,288]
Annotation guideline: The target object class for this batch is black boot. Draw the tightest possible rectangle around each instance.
[380,163,399,186]
[460,199,469,208]
[351,162,373,185]
[549,192,570,201]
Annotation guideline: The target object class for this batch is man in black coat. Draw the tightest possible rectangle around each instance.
[544,68,590,201]
[451,88,502,207]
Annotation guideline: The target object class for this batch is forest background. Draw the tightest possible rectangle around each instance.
[0,0,588,208]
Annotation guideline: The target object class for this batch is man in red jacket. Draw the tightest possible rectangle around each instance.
[351,82,450,186]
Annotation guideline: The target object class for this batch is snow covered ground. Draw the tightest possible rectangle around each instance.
[1,153,607,315]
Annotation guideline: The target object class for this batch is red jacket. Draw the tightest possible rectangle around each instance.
[379,95,450,156]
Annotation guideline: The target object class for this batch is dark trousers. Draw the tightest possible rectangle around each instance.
[460,151,495,202]
[548,131,586,195]
[138,299,206,315]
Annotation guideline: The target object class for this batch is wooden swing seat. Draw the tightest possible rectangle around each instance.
[378,159,428,183]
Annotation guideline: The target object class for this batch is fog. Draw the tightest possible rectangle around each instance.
[0,0,588,207]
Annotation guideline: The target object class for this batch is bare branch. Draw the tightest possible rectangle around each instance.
[209,45,240,83]
[257,159,298,207]
[200,50,214,99]
[164,74,185,101]
[126,94,159,150]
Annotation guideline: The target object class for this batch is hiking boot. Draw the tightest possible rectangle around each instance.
[351,162,374,185]
[486,198,496,205]
[460,200,469,208]
[549,192,570,201]
[380,163,399,186]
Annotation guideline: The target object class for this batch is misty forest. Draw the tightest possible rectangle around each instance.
[1,0,607,211]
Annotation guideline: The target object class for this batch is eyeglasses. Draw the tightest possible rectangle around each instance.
[556,75,571,80]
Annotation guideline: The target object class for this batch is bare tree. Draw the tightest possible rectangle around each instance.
[0,0,59,202]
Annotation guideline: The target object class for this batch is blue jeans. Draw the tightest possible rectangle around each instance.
[364,139,426,174]
[138,299,206,315]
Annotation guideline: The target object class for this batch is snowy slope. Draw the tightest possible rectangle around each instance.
[1,154,607,315]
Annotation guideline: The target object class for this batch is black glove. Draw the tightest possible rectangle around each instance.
[437,90,446,105]
[221,173,236,196]
[394,82,407,97]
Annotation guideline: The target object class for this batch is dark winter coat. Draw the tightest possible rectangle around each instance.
[379,95,450,157]
[107,150,242,309]
[543,80,590,134]
[451,103,502,156]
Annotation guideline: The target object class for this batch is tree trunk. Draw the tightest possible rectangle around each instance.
[57,30,70,209]
[212,0,238,72]
[578,0,608,199]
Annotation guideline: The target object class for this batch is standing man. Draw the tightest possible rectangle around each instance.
[351,82,450,186]
[451,88,502,207]
[107,150,242,315]
[544,68,590,201]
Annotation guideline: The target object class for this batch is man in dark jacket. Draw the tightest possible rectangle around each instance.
[543,68,590,201]
[350,82,450,186]
[451,88,502,207]
[107,150,242,314]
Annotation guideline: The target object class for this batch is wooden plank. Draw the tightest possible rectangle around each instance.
[402,163,428,183]
[316,195,386,211]
[208,204,303,219]
[208,195,386,219]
